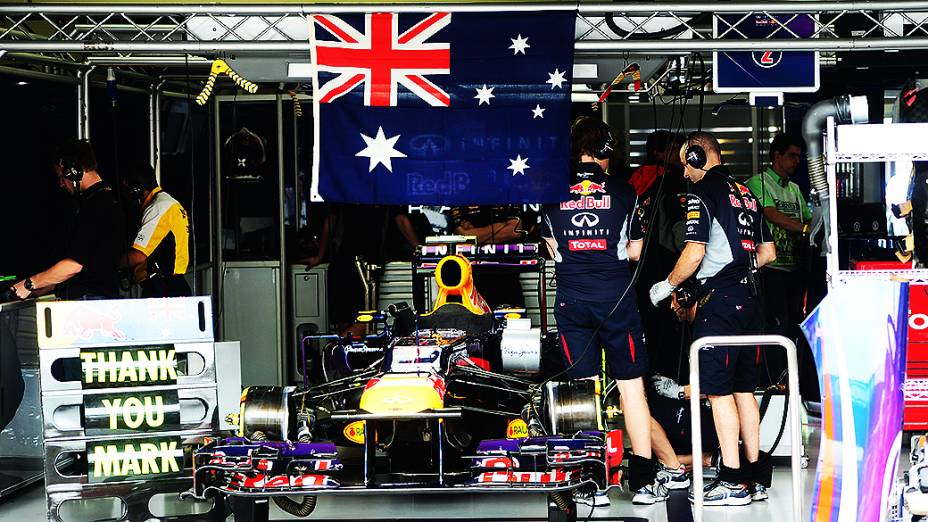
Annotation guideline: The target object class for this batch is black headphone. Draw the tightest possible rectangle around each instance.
[126,181,144,200]
[593,122,615,161]
[572,117,616,161]
[61,157,84,184]
[683,132,708,170]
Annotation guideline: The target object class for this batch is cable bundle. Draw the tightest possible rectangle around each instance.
[196,59,258,106]
[288,90,303,117]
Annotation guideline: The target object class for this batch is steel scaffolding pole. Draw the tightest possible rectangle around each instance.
[0,2,927,14]
[5,37,928,53]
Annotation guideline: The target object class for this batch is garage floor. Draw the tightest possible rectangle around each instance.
[0,424,821,521]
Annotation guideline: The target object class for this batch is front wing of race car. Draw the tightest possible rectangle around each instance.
[192,431,623,497]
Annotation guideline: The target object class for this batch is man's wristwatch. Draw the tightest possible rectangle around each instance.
[24,278,35,292]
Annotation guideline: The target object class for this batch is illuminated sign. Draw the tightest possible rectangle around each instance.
[84,390,181,435]
[80,347,177,389]
[87,436,184,483]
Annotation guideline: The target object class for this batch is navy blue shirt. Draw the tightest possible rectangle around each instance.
[684,165,773,291]
[541,163,642,301]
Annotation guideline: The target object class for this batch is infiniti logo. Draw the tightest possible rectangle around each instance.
[571,212,599,227]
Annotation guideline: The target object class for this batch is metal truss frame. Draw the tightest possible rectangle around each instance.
[4,1,928,61]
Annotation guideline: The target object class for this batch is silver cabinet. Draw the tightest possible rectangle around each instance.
[289,264,328,383]
[222,261,283,386]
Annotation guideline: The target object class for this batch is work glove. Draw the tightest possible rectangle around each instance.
[649,279,676,307]
[650,374,683,400]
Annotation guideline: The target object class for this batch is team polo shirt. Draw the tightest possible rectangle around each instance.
[685,165,773,291]
[541,163,643,301]
[132,187,190,281]
[744,168,812,271]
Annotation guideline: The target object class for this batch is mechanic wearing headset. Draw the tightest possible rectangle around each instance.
[124,163,192,298]
[649,132,776,506]
[541,117,662,506]
[11,139,125,300]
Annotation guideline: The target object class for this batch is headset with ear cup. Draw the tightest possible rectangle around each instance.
[682,132,708,170]
[571,116,616,161]
[684,144,707,170]
[593,122,615,161]
[60,157,84,184]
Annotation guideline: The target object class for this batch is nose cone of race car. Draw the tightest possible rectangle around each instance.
[359,374,446,415]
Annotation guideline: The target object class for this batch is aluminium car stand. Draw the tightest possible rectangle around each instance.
[688,335,804,522]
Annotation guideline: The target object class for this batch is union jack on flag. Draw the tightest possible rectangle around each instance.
[313,13,451,107]
[309,11,576,205]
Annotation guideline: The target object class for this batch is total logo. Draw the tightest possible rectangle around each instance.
[568,239,607,251]
[752,50,783,68]
[569,180,606,196]
[560,195,611,211]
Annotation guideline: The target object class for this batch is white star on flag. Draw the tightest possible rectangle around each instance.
[507,155,530,176]
[356,126,407,173]
[532,104,546,119]
[509,34,530,55]
[474,84,495,105]
[547,68,567,89]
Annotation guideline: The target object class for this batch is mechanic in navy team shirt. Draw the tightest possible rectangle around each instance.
[649,132,776,506]
[541,117,661,506]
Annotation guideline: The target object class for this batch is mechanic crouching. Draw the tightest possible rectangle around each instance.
[649,132,776,506]
[541,117,660,506]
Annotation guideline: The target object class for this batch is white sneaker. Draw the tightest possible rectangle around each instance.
[632,482,669,505]
[656,463,690,490]
[574,490,610,507]
[751,483,768,501]
[689,480,752,506]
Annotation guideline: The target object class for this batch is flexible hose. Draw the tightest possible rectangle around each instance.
[550,491,572,512]
[273,496,317,517]
[800,95,868,250]
[195,73,217,106]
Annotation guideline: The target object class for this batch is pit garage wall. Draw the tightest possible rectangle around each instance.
[605,96,784,179]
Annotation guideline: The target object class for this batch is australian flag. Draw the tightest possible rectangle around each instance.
[309,11,576,205]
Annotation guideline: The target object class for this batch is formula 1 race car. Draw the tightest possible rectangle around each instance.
[189,252,624,522]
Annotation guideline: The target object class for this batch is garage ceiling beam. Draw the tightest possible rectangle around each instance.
[4,2,928,55]
[0,2,927,15]
[2,38,928,53]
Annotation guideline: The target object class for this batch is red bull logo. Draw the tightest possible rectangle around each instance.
[63,305,126,341]
[569,180,606,196]
[560,195,611,210]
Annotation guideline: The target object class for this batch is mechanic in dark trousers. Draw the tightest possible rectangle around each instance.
[649,132,776,506]
[11,139,125,301]
[541,117,661,506]
[449,205,533,309]
[125,163,192,297]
